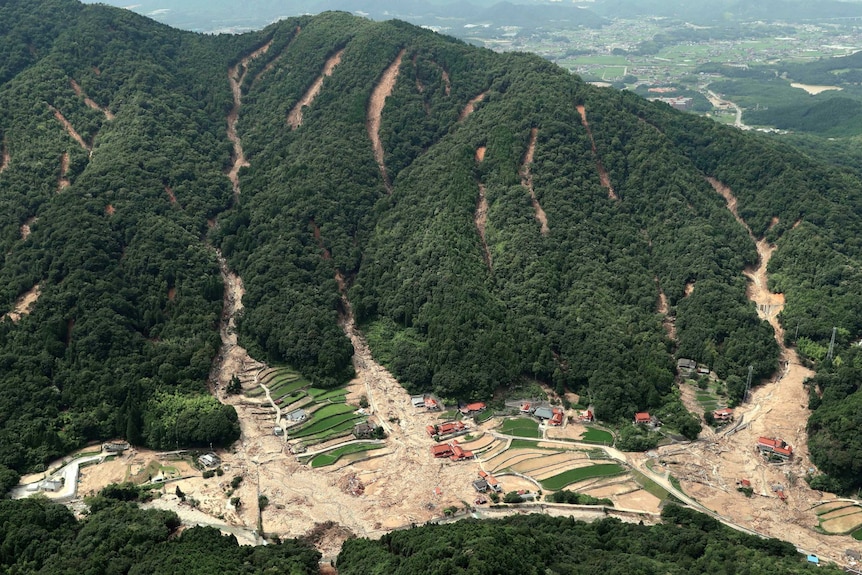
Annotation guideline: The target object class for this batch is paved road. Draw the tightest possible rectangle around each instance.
[11,453,106,502]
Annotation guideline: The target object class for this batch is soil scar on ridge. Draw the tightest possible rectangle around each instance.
[252,26,301,87]
[367,48,405,194]
[519,128,550,235]
[227,40,272,198]
[288,49,344,130]
[577,105,617,200]
[70,79,114,120]
[57,152,70,192]
[3,284,41,323]
[0,137,9,174]
[459,91,487,121]
[48,104,91,153]
[474,146,492,272]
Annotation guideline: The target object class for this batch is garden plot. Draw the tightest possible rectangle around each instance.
[818,504,862,534]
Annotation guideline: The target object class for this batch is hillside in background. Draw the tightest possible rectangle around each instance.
[1,0,862,499]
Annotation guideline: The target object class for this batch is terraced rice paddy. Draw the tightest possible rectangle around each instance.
[290,403,361,439]
[309,443,385,468]
[814,502,862,534]
[539,463,624,491]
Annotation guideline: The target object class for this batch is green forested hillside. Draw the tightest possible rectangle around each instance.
[336,505,840,574]
[1,0,862,494]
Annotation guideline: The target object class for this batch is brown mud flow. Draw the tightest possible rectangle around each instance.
[519,128,550,235]
[367,49,405,194]
[576,105,617,200]
[288,49,344,130]
[57,152,70,192]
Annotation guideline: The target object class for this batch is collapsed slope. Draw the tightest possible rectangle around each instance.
[1,1,861,493]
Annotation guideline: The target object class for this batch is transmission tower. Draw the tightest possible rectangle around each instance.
[826,326,837,362]
[743,365,753,403]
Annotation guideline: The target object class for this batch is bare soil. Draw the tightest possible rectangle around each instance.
[4,284,40,322]
[0,137,9,174]
[474,183,492,271]
[48,104,90,153]
[367,49,405,193]
[655,280,677,341]
[459,91,487,121]
[577,105,617,200]
[519,128,550,235]
[545,423,587,441]
[820,506,862,521]
[227,41,272,197]
[684,281,695,297]
[70,79,114,120]
[441,70,451,97]
[20,216,36,240]
[287,49,344,130]
[615,489,662,513]
[105,204,115,216]
[251,26,301,88]
[57,152,70,192]
[165,185,177,205]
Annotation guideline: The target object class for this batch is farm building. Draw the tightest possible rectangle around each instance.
[634,412,651,425]
[713,408,733,422]
[478,470,502,492]
[549,408,563,426]
[198,453,220,468]
[352,422,377,439]
[460,402,486,415]
[286,408,307,423]
[676,358,697,373]
[757,437,793,460]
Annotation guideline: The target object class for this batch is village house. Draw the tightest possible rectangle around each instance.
[676,358,697,374]
[712,408,733,422]
[478,470,502,492]
[198,453,220,468]
[352,422,377,439]
[520,402,532,414]
[578,409,594,423]
[460,402,486,416]
[285,408,307,423]
[634,412,651,425]
[533,406,554,421]
[757,437,793,460]
[430,440,473,461]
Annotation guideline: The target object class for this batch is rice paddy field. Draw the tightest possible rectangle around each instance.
[813,501,862,535]
[499,418,541,438]
[308,443,385,468]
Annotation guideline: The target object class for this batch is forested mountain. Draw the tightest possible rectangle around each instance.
[2,0,862,494]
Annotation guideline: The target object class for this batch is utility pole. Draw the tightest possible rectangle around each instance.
[744,365,753,403]
[826,326,837,362]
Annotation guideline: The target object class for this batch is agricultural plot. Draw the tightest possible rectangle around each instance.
[814,503,862,534]
[539,463,625,491]
[580,427,614,445]
[309,443,384,468]
[511,452,589,475]
[289,404,359,439]
[499,418,541,438]
[485,449,548,473]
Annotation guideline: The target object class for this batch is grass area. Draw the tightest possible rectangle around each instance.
[854,527,862,541]
[476,409,496,423]
[309,443,383,468]
[438,410,460,420]
[540,464,624,491]
[500,418,541,438]
[668,475,685,496]
[580,427,614,445]
[631,470,670,501]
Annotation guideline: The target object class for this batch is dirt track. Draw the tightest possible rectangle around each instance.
[287,49,344,130]
[367,49,405,193]
[519,128,550,235]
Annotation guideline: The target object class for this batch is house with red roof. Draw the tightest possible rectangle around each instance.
[578,409,594,422]
[549,408,564,426]
[757,437,793,460]
[460,402,486,415]
[634,412,651,425]
[713,408,733,422]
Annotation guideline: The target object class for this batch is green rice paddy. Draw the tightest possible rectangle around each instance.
[310,443,384,468]
[540,463,624,491]
[580,427,614,445]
